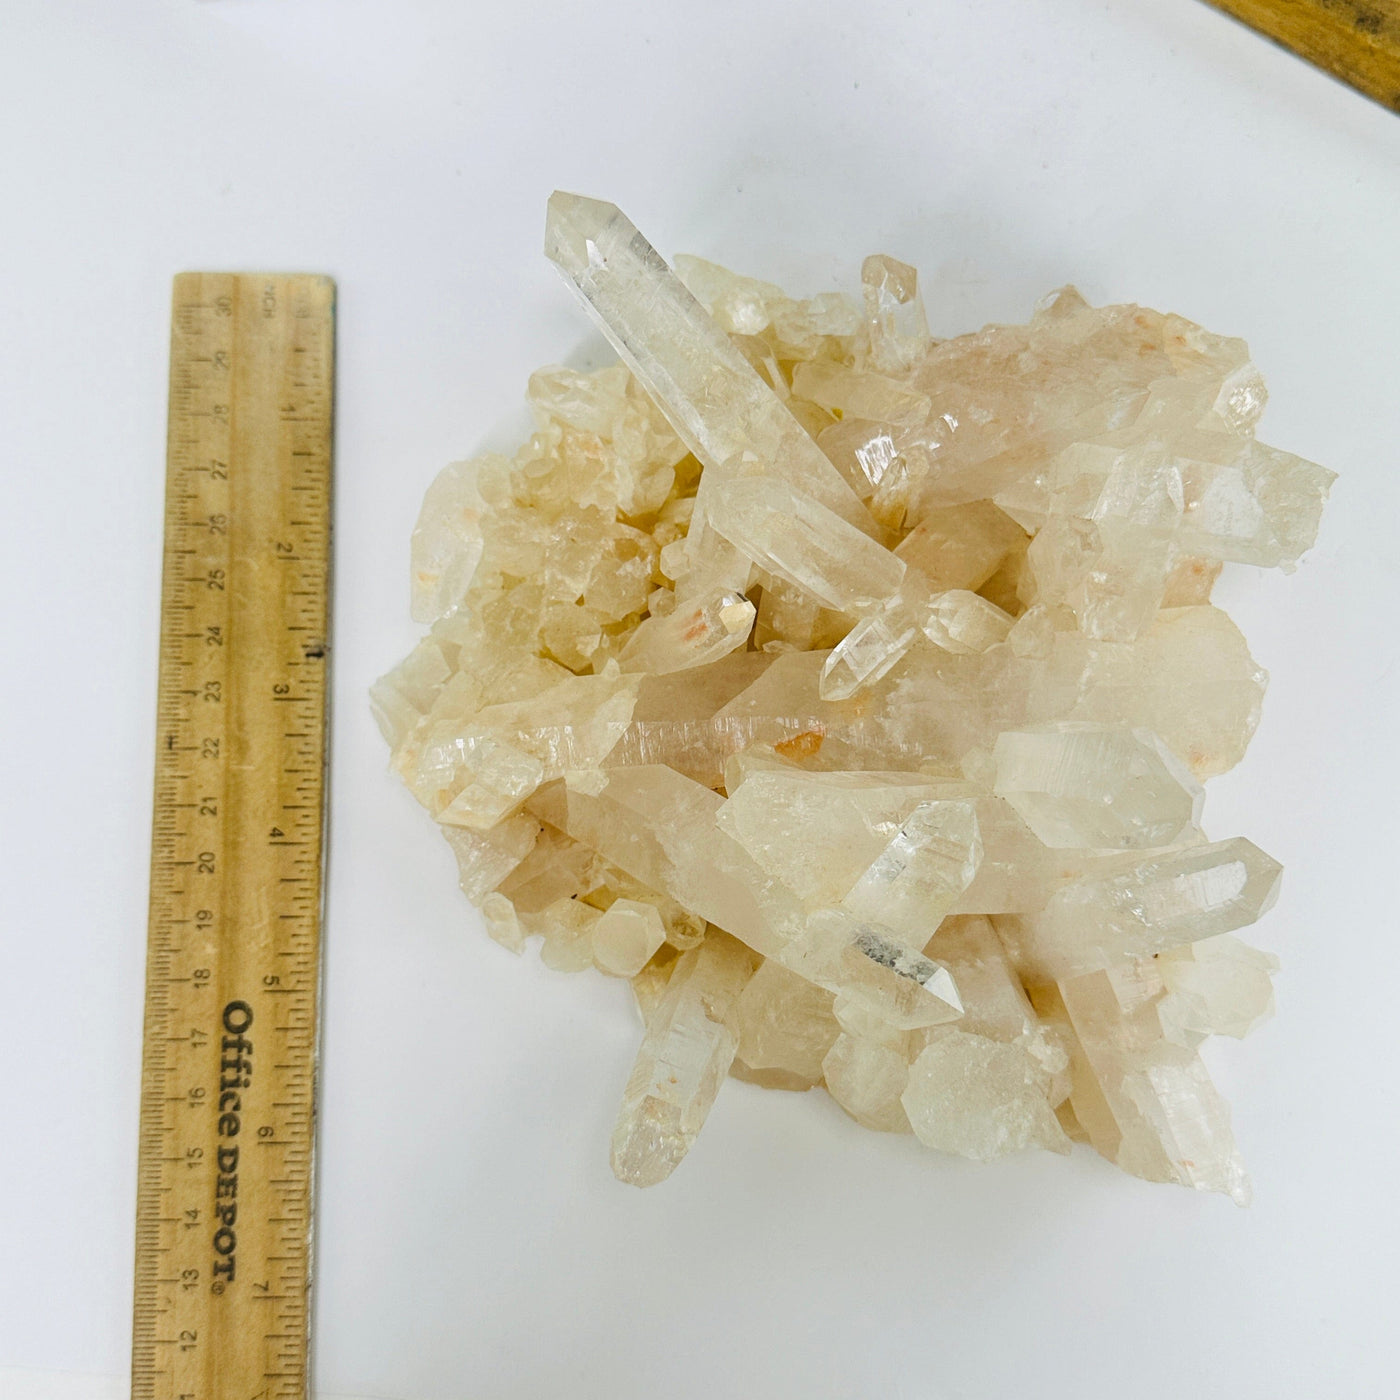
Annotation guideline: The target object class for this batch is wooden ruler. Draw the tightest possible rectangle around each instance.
[1203,0,1400,112]
[133,274,334,1400]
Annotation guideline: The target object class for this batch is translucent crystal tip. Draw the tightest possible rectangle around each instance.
[545,190,627,275]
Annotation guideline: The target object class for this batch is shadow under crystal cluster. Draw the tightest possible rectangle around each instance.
[372,193,1333,1200]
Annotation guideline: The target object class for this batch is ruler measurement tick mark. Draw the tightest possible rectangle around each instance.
[132,273,334,1400]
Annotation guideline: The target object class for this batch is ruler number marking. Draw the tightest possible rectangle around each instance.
[134,274,332,1400]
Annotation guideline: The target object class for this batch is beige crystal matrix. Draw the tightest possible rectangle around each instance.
[374,193,1334,1202]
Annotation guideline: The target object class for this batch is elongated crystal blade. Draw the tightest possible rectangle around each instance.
[544,192,874,532]
[1056,967,1251,1203]
[611,930,757,1186]
[701,473,905,614]
[1001,837,1282,980]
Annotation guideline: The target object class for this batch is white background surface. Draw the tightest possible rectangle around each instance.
[2,1,1398,1397]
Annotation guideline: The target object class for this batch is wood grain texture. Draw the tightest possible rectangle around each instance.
[133,274,334,1400]
[1203,0,1400,111]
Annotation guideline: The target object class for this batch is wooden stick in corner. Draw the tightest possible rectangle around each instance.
[1202,0,1400,113]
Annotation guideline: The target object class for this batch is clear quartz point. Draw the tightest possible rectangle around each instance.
[861,253,931,374]
[544,192,873,531]
[991,722,1205,850]
[618,588,755,674]
[819,598,920,701]
[702,472,906,615]
[1001,837,1283,981]
[1054,966,1252,1203]
[611,930,758,1185]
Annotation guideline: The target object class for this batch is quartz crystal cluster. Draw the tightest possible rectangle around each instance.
[374,193,1333,1201]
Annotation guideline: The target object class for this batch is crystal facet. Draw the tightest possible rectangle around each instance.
[990,722,1205,850]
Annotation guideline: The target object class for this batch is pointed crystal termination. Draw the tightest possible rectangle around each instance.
[819,597,919,701]
[816,584,1012,701]
[592,898,668,978]
[544,192,873,532]
[611,929,758,1186]
[1001,837,1283,981]
[441,816,539,905]
[618,589,755,675]
[805,912,964,1031]
[840,799,983,946]
[1054,966,1252,1203]
[861,253,931,375]
[990,723,1205,850]
[920,589,1014,653]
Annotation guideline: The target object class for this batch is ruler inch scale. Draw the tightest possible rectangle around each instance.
[134,273,334,1400]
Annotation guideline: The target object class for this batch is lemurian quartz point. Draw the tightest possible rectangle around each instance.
[374,192,1333,1200]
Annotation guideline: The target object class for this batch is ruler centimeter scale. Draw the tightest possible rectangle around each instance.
[133,274,334,1400]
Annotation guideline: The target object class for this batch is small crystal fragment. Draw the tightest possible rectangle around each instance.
[902,1032,1068,1161]
[920,589,1014,654]
[861,253,931,374]
[441,814,540,904]
[410,458,491,623]
[819,598,920,700]
[823,997,916,1134]
[840,799,983,945]
[1157,933,1278,1042]
[592,898,668,977]
[618,589,755,675]
[734,959,840,1088]
[433,731,545,831]
[377,195,1331,1193]
[895,502,1028,592]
